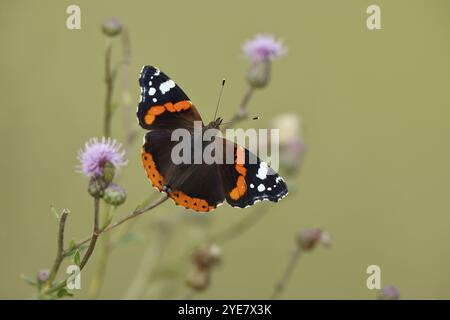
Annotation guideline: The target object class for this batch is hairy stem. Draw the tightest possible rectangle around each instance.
[80,197,100,269]
[45,209,70,288]
[104,39,114,137]
[63,195,169,257]
[41,195,169,296]
[223,86,254,129]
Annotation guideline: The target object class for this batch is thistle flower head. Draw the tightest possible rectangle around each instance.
[77,137,127,178]
[242,34,287,62]
[379,285,400,300]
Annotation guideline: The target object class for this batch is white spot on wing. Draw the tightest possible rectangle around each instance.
[148,87,156,96]
[250,183,254,189]
[256,162,269,180]
[159,80,175,94]
[152,98,157,103]
[257,184,265,192]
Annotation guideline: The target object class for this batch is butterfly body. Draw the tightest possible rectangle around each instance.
[137,66,288,212]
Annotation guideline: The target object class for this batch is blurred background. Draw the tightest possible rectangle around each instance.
[2,0,450,299]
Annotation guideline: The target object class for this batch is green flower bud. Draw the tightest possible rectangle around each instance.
[103,183,127,206]
[247,59,271,88]
[102,18,123,37]
[102,161,115,185]
[88,177,107,198]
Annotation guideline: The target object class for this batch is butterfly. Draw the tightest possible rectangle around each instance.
[137,65,288,212]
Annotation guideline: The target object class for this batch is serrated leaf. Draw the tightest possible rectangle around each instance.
[50,206,59,220]
[73,250,81,266]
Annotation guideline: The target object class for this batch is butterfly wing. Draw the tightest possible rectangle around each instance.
[137,65,203,130]
[220,141,288,208]
[142,130,225,212]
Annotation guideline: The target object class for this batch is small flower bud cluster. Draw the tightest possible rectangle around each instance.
[185,243,222,292]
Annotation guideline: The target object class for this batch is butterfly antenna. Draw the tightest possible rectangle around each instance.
[220,116,260,126]
[213,79,226,121]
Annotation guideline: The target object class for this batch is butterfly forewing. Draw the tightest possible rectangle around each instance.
[137,65,202,130]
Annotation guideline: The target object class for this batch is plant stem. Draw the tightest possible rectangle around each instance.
[211,204,270,245]
[104,39,114,137]
[80,197,100,269]
[63,195,169,257]
[223,86,254,129]
[45,209,70,289]
[270,246,302,300]
[41,195,169,296]
[87,204,112,299]
[87,232,110,299]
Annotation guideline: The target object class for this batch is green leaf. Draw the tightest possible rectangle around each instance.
[69,240,76,250]
[57,288,74,298]
[50,206,59,220]
[73,249,81,266]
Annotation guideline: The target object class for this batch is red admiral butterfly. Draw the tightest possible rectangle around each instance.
[137,66,288,212]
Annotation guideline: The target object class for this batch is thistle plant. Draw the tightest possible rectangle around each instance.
[22,21,330,300]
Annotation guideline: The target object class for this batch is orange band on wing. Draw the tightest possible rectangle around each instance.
[142,151,165,190]
[229,147,248,201]
[169,190,216,213]
[144,100,192,125]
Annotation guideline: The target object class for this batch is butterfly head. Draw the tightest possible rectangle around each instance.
[206,117,223,130]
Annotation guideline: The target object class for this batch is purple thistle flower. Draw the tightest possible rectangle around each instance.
[77,137,127,178]
[242,34,287,62]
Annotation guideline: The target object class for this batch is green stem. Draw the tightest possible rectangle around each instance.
[80,197,100,269]
[104,39,114,137]
[44,209,70,290]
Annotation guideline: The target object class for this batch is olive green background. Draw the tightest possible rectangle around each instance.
[2,0,450,299]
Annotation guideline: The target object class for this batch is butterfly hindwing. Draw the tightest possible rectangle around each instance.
[221,143,288,208]
[137,65,202,130]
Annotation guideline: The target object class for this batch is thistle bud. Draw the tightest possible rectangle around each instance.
[102,18,122,37]
[192,243,222,270]
[88,177,107,198]
[37,268,50,283]
[247,60,271,89]
[296,228,331,251]
[378,285,400,300]
[185,268,211,292]
[102,161,115,185]
[103,183,127,206]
